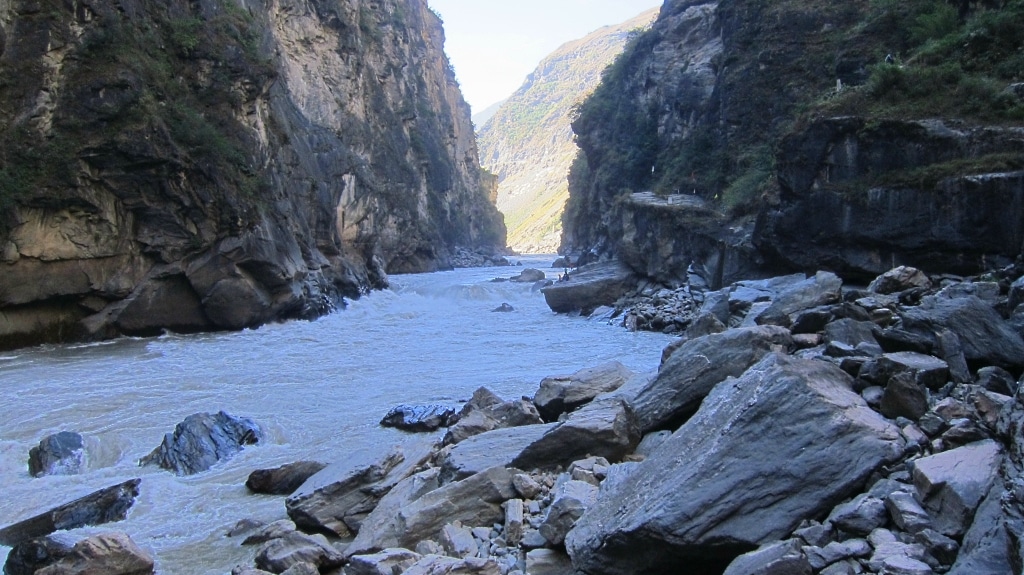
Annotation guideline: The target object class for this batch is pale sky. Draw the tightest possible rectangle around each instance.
[427,0,664,112]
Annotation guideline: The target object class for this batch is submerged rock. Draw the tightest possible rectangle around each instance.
[139,411,261,475]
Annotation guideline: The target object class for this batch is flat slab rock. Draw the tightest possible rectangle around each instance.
[0,479,141,547]
[566,353,904,575]
[541,261,637,314]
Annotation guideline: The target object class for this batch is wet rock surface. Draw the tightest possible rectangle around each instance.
[139,411,261,475]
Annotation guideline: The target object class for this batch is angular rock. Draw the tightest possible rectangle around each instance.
[524,549,574,575]
[976,366,1017,396]
[867,540,930,572]
[754,271,843,324]
[139,411,261,475]
[511,268,546,283]
[827,494,888,536]
[254,531,345,574]
[347,549,423,575]
[512,398,640,470]
[279,563,318,575]
[242,520,298,546]
[541,261,638,315]
[246,461,327,496]
[914,529,958,567]
[880,372,929,421]
[934,329,972,384]
[946,482,1014,575]
[438,424,556,483]
[722,539,812,575]
[286,437,436,537]
[533,361,633,422]
[402,555,500,575]
[381,405,459,432]
[879,555,934,575]
[347,466,517,556]
[869,267,932,295]
[901,295,1024,370]
[885,491,932,534]
[440,523,478,559]
[512,474,542,500]
[565,354,904,575]
[912,439,1002,537]
[28,432,86,477]
[632,326,793,432]
[444,389,543,445]
[861,352,949,390]
[539,479,599,545]
[32,532,153,575]
[824,319,878,348]
[0,479,141,547]
[504,499,524,547]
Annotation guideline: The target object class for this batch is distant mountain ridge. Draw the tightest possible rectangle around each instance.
[477,8,659,254]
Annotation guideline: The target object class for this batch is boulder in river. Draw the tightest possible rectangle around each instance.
[139,411,261,475]
[541,261,638,315]
[28,431,86,477]
[565,353,904,575]
[0,479,141,547]
[533,361,633,422]
[3,535,75,575]
[511,268,546,283]
[869,266,933,295]
[380,404,459,432]
[246,461,327,496]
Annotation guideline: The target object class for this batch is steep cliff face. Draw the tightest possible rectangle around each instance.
[477,8,658,254]
[563,0,1024,286]
[0,0,506,349]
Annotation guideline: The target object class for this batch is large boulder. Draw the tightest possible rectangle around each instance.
[438,424,557,483]
[533,361,633,422]
[31,532,154,575]
[754,271,843,325]
[911,440,1002,537]
[0,479,141,547]
[3,536,75,575]
[901,295,1024,370]
[541,261,637,315]
[443,388,543,445]
[139,411,261,475]
[565,354,904,575]
[632,326,793,432]
[253,531,345,574]
[246,461,327,496]
[869,267,932,295]
[28,432,86,477]
[286,437,436,537]
[347,466,517,556]
[946,482,1015,575]
[512,398,641,470]
[346,548,422,575]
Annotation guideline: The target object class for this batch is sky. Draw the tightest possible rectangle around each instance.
[427,0,664,113]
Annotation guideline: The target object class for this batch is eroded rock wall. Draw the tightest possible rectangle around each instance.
[0,0,506,348]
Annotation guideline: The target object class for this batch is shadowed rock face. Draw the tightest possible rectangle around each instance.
[0,0,505,350]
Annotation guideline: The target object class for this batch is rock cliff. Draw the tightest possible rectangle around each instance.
[562,0,1024,287]
[477,8,658,254]
[0,0,506,349]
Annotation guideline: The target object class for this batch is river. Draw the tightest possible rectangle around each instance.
[0,256,671,573]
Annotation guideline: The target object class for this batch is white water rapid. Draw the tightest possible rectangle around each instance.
[0,257,671,573]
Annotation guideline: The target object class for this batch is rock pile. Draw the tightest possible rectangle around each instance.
[225,264,1024,575]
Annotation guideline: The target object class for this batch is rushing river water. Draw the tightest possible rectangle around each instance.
[0,257,671,573]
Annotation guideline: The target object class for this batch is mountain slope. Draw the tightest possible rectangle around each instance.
[0,0,506,349]
[563,0,1024,286]
[477,8,659,254]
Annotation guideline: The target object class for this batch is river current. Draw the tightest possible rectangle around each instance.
[0,257,671,574]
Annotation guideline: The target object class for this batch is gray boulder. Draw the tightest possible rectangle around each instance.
[511,268,546,283]
[946,482,1015,575]
[0,479,141,547]
[402,555,500,575]
[246,461,327,496]
[633,326,793,432]
[254,531,345,574]
[139,411,261,475]
[28,432,86,477]
[512,398,641,470]
[869,267,932,295]
[347,548,422,575]
[533,361,633,422]
[827,494,888,536]
[285,437,436,537]
[911,439,1002,537]
[443,388,543,445]
[525,549,574,575]
[541,261,638,315]
[754,271,843,325]
[347,466,517,556]
[860,352,949,390]
[3,535,75,575]
[30,532,154,575]
[880,372,929,421]
[438,424,557,483]
[901,295,1024,370]
[380,404,459,432]
[565,354,904,575]
[539,480,599,546]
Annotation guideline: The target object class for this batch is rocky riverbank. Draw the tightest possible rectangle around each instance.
[5,265,1021,575]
